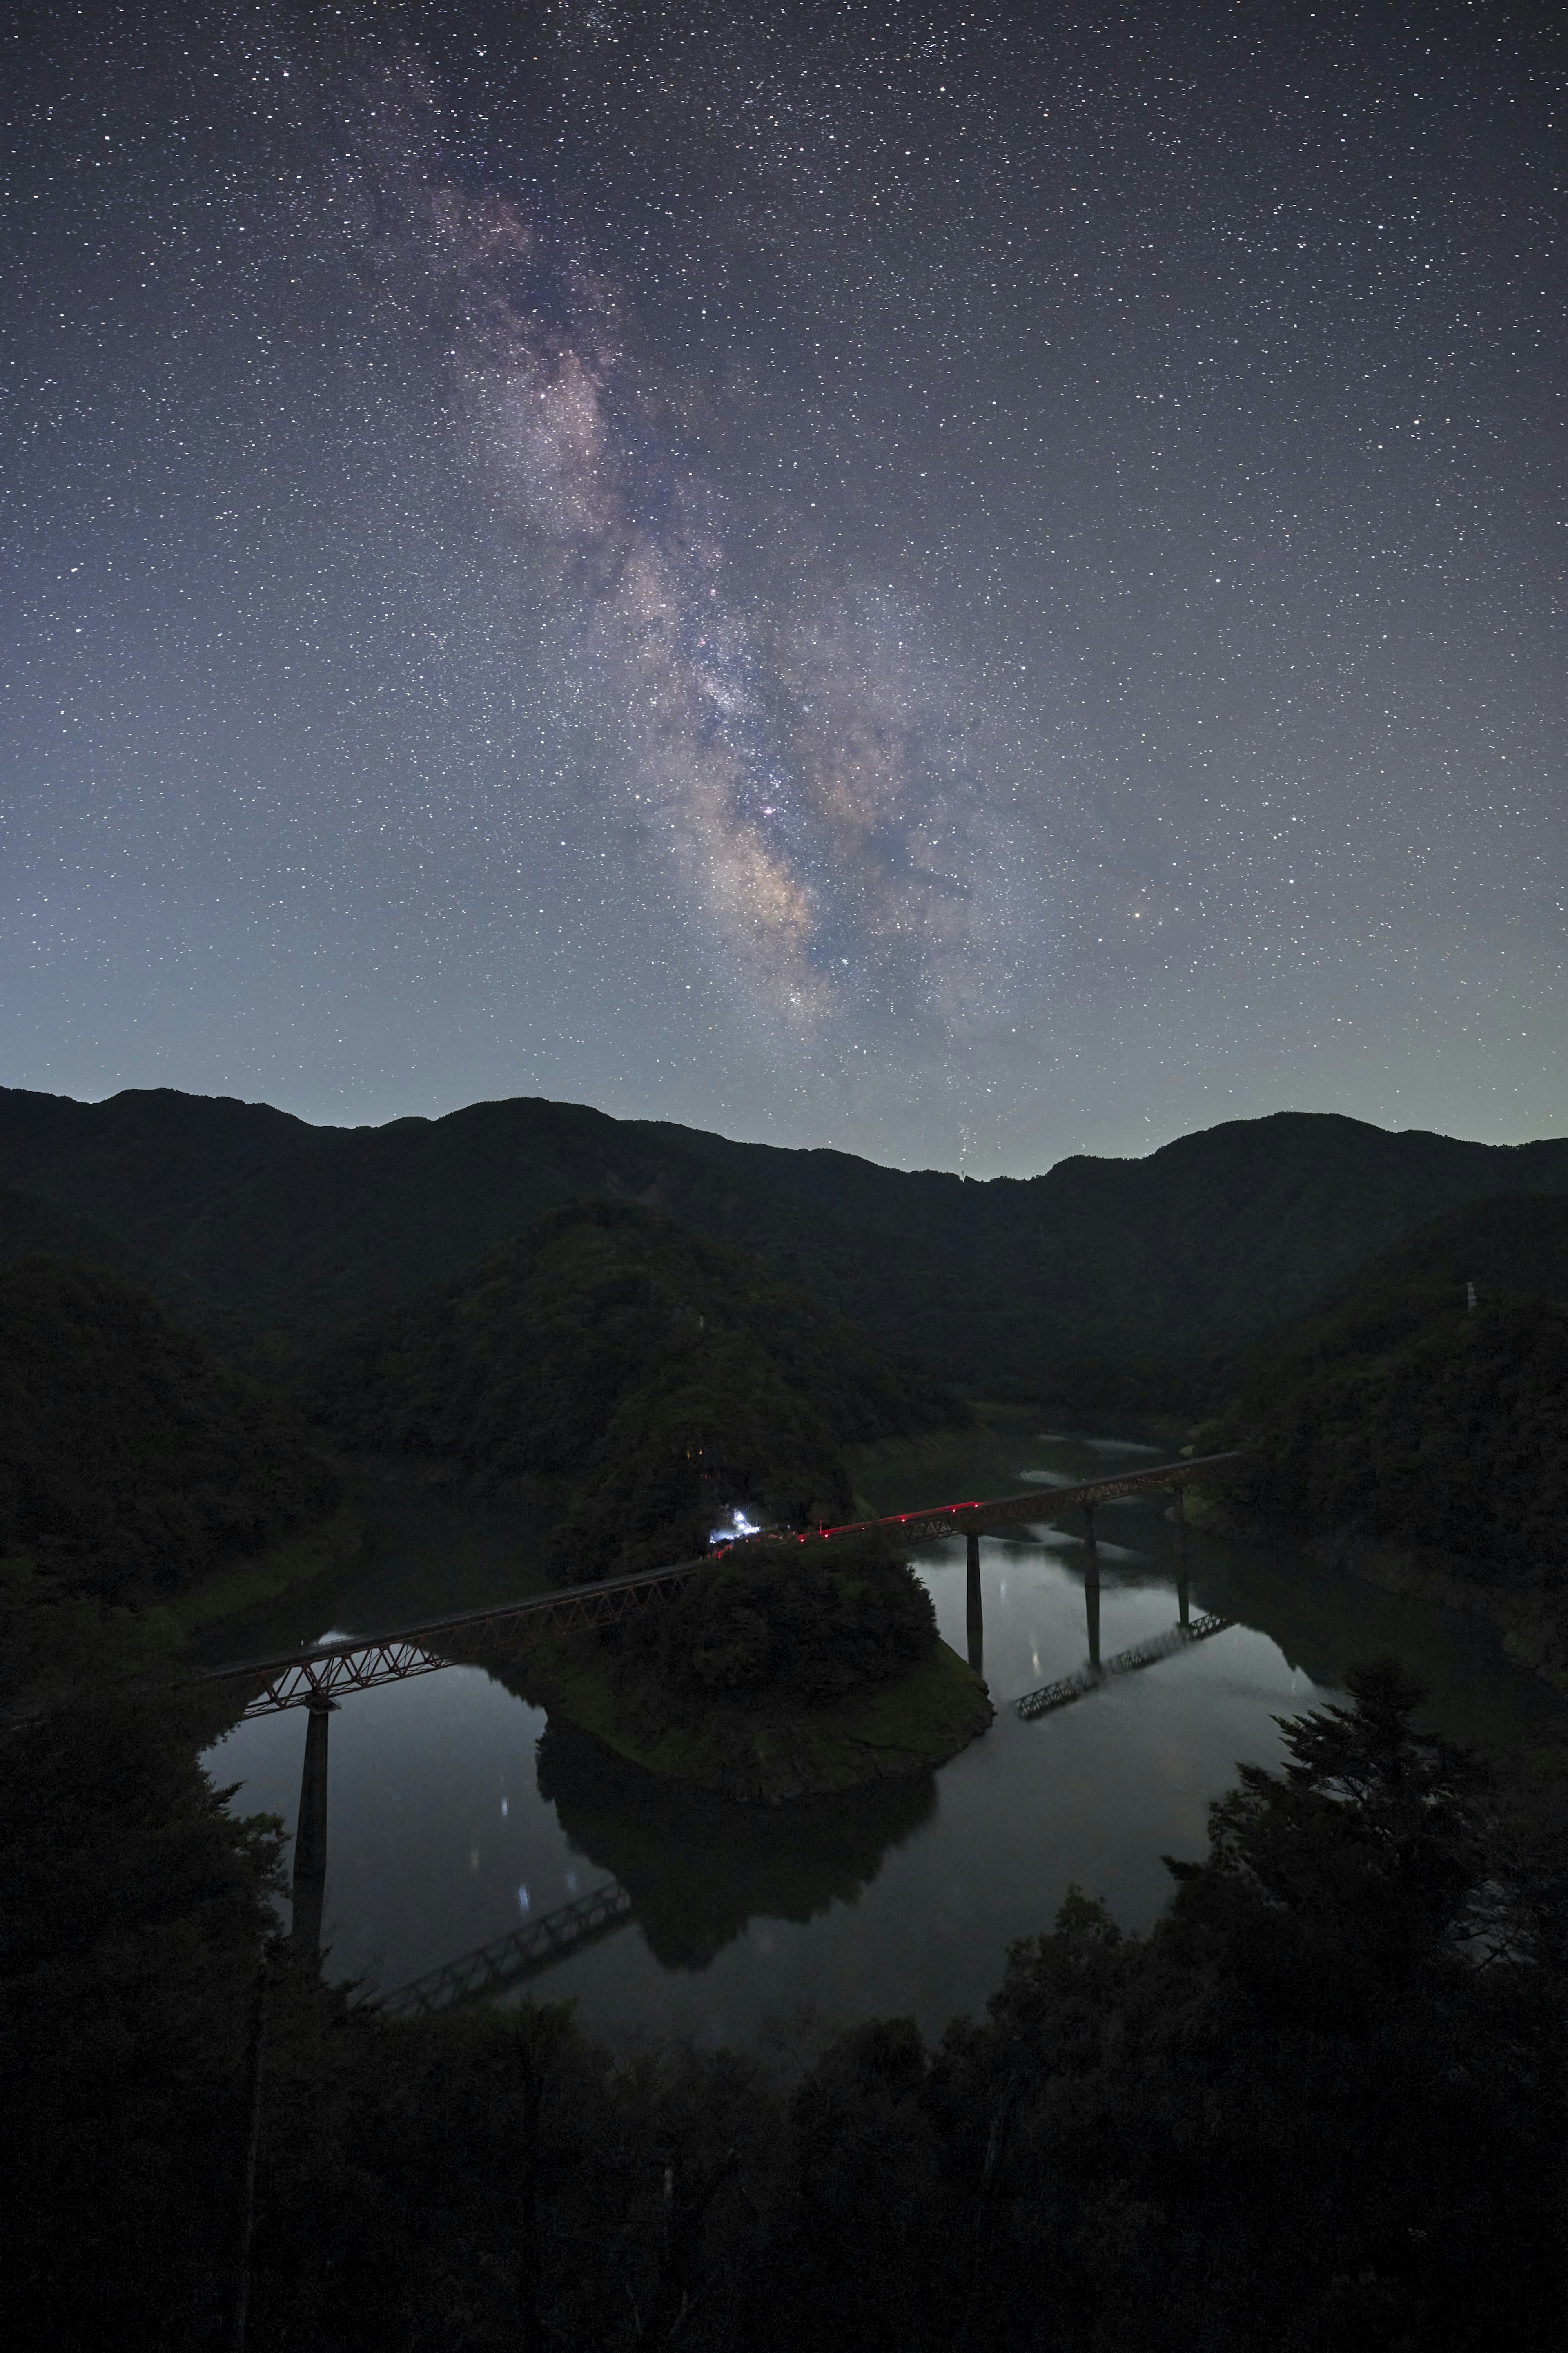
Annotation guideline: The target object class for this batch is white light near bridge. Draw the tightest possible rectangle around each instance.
[709,1506,762,1544]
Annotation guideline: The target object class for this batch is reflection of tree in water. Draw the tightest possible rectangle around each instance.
[1173,1543,1565,1753]
[534,1717,936,1969]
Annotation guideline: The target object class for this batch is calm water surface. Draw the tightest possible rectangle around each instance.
[202,1416,1567,2045]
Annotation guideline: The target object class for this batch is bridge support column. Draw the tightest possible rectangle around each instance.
[1084,1510,1102,1672]
[965,1530,984,1676]
[291,1700,334,1961]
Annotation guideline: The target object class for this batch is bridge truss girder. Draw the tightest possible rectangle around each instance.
[232,1573,696,1720]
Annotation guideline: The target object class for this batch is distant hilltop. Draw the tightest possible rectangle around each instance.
[1,1084,1566,1384]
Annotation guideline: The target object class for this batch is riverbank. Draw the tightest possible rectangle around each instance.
[463,1621,995,1804]
[1187,1487,1568,1697]
[165,1509,366,1635]
[846,1405,1189,1519]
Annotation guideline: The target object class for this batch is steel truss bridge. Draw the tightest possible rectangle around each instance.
[202,1450,1245,1720]
[202,1447,1246,1967]
[205,1557,720,1720]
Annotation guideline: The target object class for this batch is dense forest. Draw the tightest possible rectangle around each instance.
[0,1180,146,1279]
[1205,1195,1568,1585]
[6,1082,1568,1381]
[6,1603,1565,2349]
[0,1256,338,1609]
[310,1199,967,1576]
[615,1534,939,1709]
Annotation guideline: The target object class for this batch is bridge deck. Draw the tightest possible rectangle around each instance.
[203,1450,1244,1718]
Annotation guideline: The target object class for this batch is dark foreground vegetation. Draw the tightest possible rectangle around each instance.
[8,1129,1568,2343]
[311,1200,966,1577]
[5,1573,1565,2350]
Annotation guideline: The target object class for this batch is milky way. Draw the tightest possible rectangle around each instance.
[2,3,1564,1168]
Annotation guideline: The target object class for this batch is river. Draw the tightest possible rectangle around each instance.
[200,1411,1567,2046]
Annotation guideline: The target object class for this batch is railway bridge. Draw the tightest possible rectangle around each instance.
[203,1450,1243,1957]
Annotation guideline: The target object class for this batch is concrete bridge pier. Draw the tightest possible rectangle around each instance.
[1083,1508,1102,1672]
[965,1530,984,1676]
[291,1700,334,1960]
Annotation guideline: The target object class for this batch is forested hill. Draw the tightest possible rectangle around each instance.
[1207,1194,1568,1608]
[311,1200,967,1577]
[0,1256,338,1607]
[3,1082,1568,1381]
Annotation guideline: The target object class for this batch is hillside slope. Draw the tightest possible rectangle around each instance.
[4,1084,1567,1380]
[0,1185,146,1279]
[310,1199,968,1577]
[0,1257,339,1606]
[1203,1195,1568,1681]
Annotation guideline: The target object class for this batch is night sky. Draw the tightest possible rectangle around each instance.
[4,2,1564,1172]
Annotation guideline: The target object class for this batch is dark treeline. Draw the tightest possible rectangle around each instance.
[5,1584,1566,2350]
[0,1202,967,1606]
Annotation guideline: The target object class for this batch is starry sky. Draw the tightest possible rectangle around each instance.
[4,1,1564,1173]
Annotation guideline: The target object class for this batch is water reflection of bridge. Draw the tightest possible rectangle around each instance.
[201,1451,1244,1955]
[960,1465,1236,1713]
[1014,1613,1234,1720]
[373,1880,634,2019]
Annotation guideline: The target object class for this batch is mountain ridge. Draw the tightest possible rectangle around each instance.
[3,1083,1566,1379]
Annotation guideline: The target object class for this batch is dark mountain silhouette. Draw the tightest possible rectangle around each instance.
[3,1083,1567,1380]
